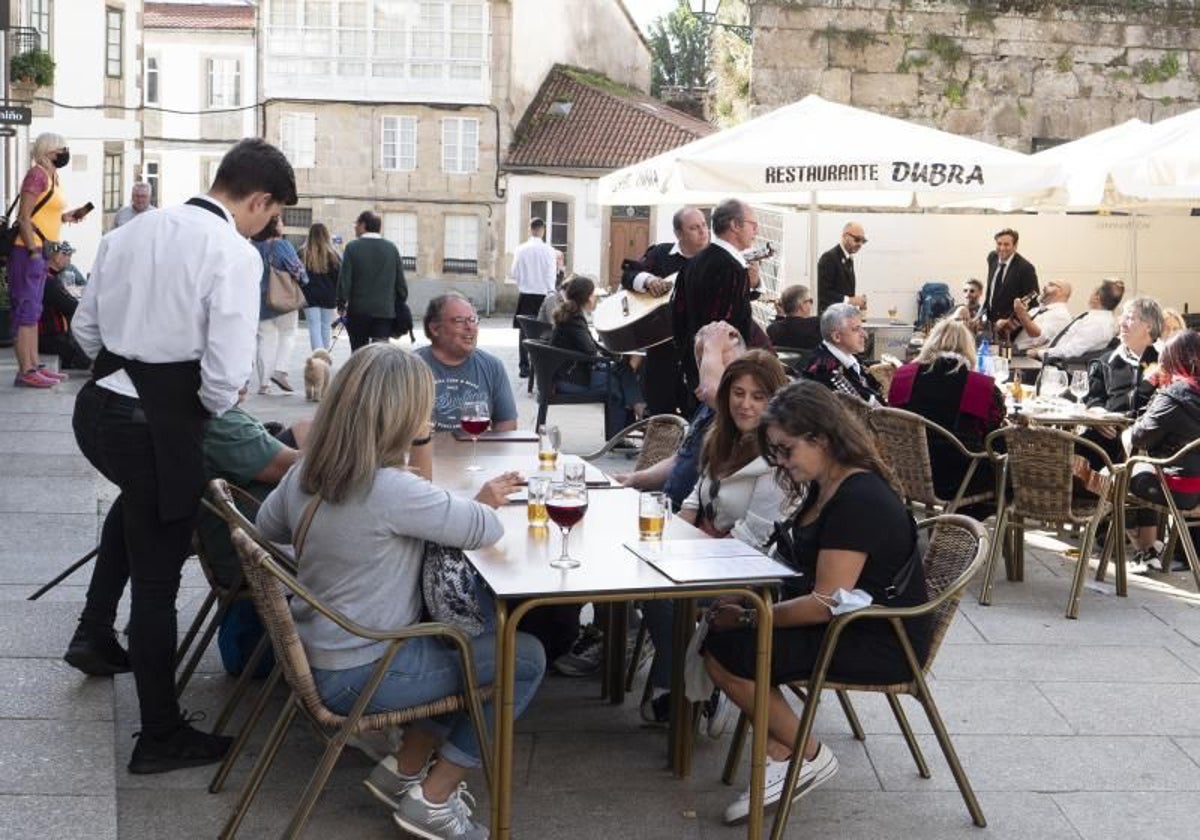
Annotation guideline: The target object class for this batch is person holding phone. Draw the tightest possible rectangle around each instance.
[9,132,91,388]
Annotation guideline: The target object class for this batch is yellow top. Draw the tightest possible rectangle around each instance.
[15,166,65,248]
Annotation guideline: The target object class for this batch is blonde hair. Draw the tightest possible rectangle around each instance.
[916,317,975,370]
[1162,308,1186,339]
[300,222,339,275]
[300,344,433,503]
[31,133,67,165]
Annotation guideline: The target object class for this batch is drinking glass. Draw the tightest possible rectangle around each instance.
[638,491,670,541]
[563,459,586,484]
[1069,370,1089,403]
[537,425,561,471]
[1039,367,1069,404]
[527,475,550,527]
[990,356,1009,385]
[459,400,490,471]
[547,482,588,569]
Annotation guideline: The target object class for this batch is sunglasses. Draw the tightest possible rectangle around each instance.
[763,440,793,467]
[847,234,867,244]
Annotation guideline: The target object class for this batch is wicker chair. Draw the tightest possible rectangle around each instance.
[868,407,994,515]
[174,531,252,698]
[980,426,1122,619]
[218,527,493,839]
[1115,439,1200,589]
[581,413,688,468]
[721,515,989,838]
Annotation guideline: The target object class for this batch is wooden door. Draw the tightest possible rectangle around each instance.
[608,218,650,290]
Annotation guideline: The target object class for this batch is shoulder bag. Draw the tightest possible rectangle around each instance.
[266,262,305,312]
[421,541,488,637]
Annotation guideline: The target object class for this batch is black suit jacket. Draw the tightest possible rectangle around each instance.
[766,315,821,350]
[983,251,1038,322]
[672,242,753,388]
[800,343,885,405]
[816,244,855,314]
[621,242,689,292]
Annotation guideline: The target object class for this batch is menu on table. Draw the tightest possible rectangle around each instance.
[624,540,796,584]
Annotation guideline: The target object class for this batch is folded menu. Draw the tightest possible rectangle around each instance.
[451,429,539,442]
[624,540,795,584]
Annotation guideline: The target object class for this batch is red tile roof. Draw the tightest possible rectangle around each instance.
[145,3,255,30]
[505,65,713,172]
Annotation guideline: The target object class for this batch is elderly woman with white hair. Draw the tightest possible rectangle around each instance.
[9,132,91,388]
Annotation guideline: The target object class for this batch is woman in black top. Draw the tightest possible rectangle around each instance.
[549,275,643,434]
[299,222,341,351]
[705,380,928,825]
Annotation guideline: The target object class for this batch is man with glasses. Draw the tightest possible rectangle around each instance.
[415,292,518,431]
[672,198,762,392]
[1010,279,1073,354]
[767,284,820,349]
[816,222,868,314]
[800,302,885,404]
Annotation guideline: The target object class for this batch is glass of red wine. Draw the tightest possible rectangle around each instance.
[459,399,490,471]
[546,481,588,569]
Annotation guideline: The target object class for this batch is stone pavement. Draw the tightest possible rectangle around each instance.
[4,318,1200,839]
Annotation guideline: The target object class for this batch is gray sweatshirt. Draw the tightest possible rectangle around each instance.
[256,464,503,671]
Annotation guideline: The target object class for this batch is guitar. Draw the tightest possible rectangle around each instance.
[995,290,1041,341]
[595,242,776,354]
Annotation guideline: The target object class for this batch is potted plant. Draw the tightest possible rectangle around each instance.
[0,263,13,347]
[10,49,55,89]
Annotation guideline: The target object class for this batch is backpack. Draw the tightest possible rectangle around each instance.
[915,282,954,328]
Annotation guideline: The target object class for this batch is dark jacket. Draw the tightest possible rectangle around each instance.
[621,242,689,291]
[1130,380,1200,484]
[801,343,885,405]
[301,257,340,309]
[983,251,1038,322]
[336,236,407,318]
[550,312,603,387]
[766,315,821,350]
[1086,343,1158,418]
[672,242,753,388]
[816,244,855,314]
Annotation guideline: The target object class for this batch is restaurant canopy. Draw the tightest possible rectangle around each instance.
[1109,106,1200,204]
[596,94,1065,210]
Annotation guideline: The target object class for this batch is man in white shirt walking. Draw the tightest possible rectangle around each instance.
[1012,279,1074,354]
[511,217,558,377]
[1029,278,1124,362]
[65,138,297,775]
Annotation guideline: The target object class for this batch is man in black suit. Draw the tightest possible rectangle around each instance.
[801,302,885,404]
[621,207,709,415]
[816,221,867,314]
[766,284,820,349]
[672,198,761,391]
[982,227,1038,330]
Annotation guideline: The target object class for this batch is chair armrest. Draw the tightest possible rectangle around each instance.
[1126,437,1200,469]
[580,417,652,460]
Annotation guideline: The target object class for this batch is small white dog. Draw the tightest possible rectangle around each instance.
[304,349,332,402]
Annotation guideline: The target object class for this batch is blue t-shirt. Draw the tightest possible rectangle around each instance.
[663,403,715,510]
[415,346,519,431]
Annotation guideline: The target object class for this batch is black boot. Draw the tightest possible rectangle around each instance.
[63,624,131,677]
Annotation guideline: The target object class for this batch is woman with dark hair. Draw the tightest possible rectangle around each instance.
[299,222,341,350]
[549,274,643,433]
[704,380,927,825]
[253,215,308,394]
[1128,330,1200,571]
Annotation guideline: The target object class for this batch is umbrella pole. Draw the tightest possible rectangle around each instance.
[808,197,818,290]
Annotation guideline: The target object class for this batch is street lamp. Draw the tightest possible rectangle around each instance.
[686,0,752,43]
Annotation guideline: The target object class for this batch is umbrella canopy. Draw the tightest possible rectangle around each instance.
[1027,119,1153,209]
[597,95,1064,209]
[1110,107,1200,202]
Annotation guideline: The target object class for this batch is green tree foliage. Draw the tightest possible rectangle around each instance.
[648,0,711,97]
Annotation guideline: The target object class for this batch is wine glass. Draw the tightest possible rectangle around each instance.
[990,356,1009,385]
[459,400,490,471]
[1039,367,1069,405]
[546,481,588,569]
[1069,370,1089,404]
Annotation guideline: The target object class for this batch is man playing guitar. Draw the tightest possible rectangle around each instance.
[619,206,709,415]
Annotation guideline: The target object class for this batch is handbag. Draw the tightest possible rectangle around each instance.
[0,185,55,263]
[266,263,305,312]
[421,541,487,637]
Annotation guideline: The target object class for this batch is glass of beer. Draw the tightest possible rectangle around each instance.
[527,475,550,527]
[638,491,670,541]
[537,425,560,470]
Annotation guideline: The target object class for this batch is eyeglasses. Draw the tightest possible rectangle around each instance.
[763,440,792,467]
[443,315,479,327]
[847,234,867,244]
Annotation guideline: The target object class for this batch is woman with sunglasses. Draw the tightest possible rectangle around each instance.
[704,380,928,825]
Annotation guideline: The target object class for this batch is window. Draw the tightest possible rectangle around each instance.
[144,161,160,206]
[106,8,123,78]
[441,118,478,174]
[279,112,316,168]
[282,207,313,228]
[30,0,51,50]
[145,56,159,105]
[103,153,123,213]
[381,116,417,171]
[443,214,478,274]
[529,199,570,267]
[384,212,418,271]
[207,58,241,108]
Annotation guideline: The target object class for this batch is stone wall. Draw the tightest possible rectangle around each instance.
[748,0,1200,148]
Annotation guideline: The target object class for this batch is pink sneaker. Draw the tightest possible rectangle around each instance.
[37,366,68,382]
[14,369,57,388]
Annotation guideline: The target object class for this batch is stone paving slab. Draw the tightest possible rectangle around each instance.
[1052,792,1200,840]
[0,720,115,796]
[0,601,86,658]
[0,658,113,721]
[1037,681,1200,736]
[0,794,116,840]
[0,477,103,515]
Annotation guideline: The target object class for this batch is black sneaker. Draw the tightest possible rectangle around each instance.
[640,691,671,725]
[63,627,131,677]
[128,718,233,775]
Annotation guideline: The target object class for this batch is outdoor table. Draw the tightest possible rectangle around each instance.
[1008,400,1133,429]
[466,487,788,840]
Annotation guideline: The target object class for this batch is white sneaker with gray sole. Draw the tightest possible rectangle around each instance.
[722,742,839,825]
[393,783,488,839]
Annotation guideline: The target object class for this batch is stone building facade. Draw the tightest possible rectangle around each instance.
[746,0,1200,149]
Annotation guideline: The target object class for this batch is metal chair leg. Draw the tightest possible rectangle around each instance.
[835,690,865,741]
[978,506,1008,605]
[721,711,750,785]
[1066,518,1099,620]
[210,665,282,794]
[912,664,986,826]
[886,693,930,778]
[213,636,273,736]
[177,593,235,696]
[624,616,648,693]
[219,692,297,839]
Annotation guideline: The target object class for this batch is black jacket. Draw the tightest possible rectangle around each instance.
[1131,380,1200,479]
[550,312,603,387]
[621,242,689,291]
[816,244,855,314]
[983,251,1038,322]
[1086,343,1158,417]
[672,242,753,388]
[801,343,885,404]
[766,315,821,350]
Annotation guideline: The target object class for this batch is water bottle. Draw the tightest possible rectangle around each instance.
[977,339,990,373]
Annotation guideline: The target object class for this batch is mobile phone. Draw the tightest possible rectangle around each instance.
[76,202,94,219]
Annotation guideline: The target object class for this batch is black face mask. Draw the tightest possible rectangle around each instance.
[52,150,70,168]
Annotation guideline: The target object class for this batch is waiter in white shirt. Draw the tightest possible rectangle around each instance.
[1011,279,1074,354]
[66,138,297,775]
[1029,278,1124,362]
[510,217,558,377]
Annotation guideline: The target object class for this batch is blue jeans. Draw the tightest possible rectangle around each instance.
[304,306,336,350]
[312,631,545,769]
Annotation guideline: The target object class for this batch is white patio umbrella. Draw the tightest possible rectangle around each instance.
[1027,119,1154,209]
[597,95,1065,210]
[1110,106,1200,203]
